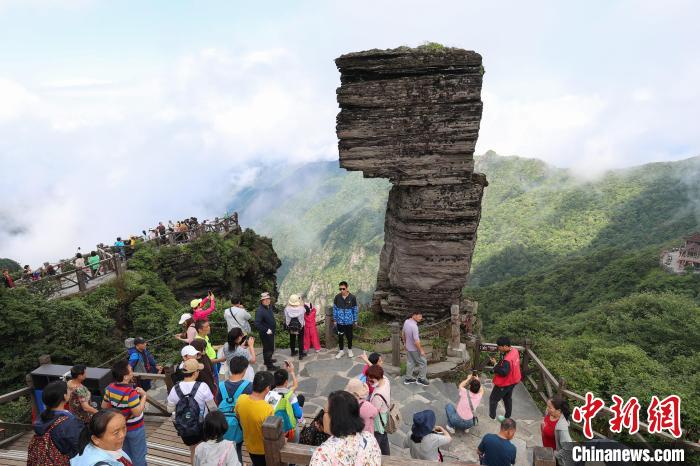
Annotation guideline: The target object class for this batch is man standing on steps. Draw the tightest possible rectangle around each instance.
[402,311,429,386]
[477,418,517,466]
[333,281,358,359]
[255,292,279,370]
[488,336,521,421]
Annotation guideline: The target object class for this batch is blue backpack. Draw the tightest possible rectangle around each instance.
[218,380,250,442]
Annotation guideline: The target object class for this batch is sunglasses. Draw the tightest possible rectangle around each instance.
[339,287,346,291]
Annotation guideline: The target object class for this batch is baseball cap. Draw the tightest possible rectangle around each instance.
[178,313,192,325]
[181,345,199,358]
[133,337,146,345]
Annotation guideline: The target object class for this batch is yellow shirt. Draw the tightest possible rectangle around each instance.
[235,394,274,455]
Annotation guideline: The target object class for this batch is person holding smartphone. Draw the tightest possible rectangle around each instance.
[403,409,451,461]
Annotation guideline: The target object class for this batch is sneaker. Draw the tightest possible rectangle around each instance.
[496,415,506,423]
[404,378,417,385]
[347,349,354,358]
[417,378,430,386]
[336,350,345,359]
[444,424,455,434]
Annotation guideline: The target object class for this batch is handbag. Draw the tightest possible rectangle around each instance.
[466,389,479,425]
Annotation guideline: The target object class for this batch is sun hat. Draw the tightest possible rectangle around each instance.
[182,358,204,374]
[190,298,203,309]
[178,313,192,325]
[181,345,199,358]
[345,379,369,400]
[287,294,303,307]
[260,292,271,301]
[411,410,437,439]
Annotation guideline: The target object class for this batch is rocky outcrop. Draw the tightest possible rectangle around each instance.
[335,46,488,318]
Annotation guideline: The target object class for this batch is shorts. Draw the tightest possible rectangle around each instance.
[181,433,202,446]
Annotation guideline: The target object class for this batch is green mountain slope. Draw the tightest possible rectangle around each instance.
[230,152,700,305]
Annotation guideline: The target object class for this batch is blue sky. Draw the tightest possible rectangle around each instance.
[1,0,699,265]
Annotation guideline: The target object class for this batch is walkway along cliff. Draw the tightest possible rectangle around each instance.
[335,46,488,319]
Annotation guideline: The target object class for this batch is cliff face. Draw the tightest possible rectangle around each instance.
[335,47,487,318]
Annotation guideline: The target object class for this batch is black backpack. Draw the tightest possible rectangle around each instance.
[287,317,302,334]
[173,382,203,438]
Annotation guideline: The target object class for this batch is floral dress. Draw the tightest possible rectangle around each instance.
[68,384,93,424]
[309,431,382,466]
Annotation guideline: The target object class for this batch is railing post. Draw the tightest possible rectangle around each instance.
[556,377,566,397]
[76,269,87,292]
[533,446,556,466]
[164,366,174,394]
[449,304,460,349]
[522,338,531,376]
[263,415,286,466]
[25,374,39,420]
[324,306,336,349]
[113,256,122,278]
[390,322,401,367]
[473,335,481,371]
[38,354,52,365]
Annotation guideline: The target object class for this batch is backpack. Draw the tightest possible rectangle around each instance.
[272,390,298,432]
[372,393,401,434]
[27,416,71,466]
[287,317,302,334]
[173,382,203,438]
[218,380,250,442]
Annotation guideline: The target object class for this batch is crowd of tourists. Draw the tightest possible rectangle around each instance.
[25,279,572,466]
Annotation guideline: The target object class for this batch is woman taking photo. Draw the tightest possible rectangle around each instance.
[67,364,98,424]
[220,327,255,380]
[309,390,381,465]
[541,396,574,466]
[27,381,84,465]
[403,409,452,461]
[70,409,133,466]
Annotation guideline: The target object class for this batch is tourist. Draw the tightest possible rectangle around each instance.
[192,290,217,321]
[284,293,307,360]
[224,297,252,334]
[191,338,219,396]
[167,359,214,463]
[333,281,358,359]
[477,418,517,466]
[403,409,452,461]
[541,396,574,466]
[220,327,256,381]
[488,336,521,420]
[22,264,32,280]
[46,262,57,276]
[101,360,148,466]
[235,371,275,466]
[67,364,98,424]
[176,313,197,344]
[444,373,484,433]
[195,320,225,380]
[114,237,126,260]
[358,351,383,394]
[303,299,321,353]
[299,409,330,447]
[157,221,166,238]
[27,380,83,464]
[345,379,378,433]
[171,345,202,384]
[74,253,90,282]
[255,292,278,371]
[128,337,162,391]
[367,364,391,455]
[87,251,100,278]
[216,356,253,463]
[2,269,14,288]
[265,362,304,441]
[402,311,429,386]
[70,409,132,466]
[309,390,381,465]
[194,411,241,466]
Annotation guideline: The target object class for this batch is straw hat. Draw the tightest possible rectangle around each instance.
[345,379,369,400]
[287,294,303,307]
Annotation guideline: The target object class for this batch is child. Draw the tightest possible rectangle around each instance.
[358,352,383,395]
[265,361,305,440]
[194,411,240,466]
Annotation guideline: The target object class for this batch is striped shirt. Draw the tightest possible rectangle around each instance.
[103,383,144,431]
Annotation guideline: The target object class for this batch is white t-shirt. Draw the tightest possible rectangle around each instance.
[167,381,214,419]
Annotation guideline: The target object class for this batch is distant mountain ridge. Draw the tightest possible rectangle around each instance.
[228,152,700,306]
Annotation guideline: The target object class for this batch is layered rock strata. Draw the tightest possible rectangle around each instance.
[335,47,488,318]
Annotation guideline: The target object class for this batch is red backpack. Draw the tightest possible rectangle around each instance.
[27,416,71,466]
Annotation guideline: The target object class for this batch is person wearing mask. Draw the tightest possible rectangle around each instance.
[101,360,148,466]
[333,281,358,359]
[235,372,275,466]
[220,327,256,381]
[284,294,307,360]
[216,356,253,463]
[254,292,278,371]
[194,411,241,466]
[402,311,428,386]
[345,379,378,434]
[128,337,162,391]
[358,351,383,394]
[445,373,484,433]
[67,364,98,424]
[367,364,392,456]
[224,297,252,334]
[167,358,215,463]
[70,409,132,466]
[302,299,321,353]
[191,338,219,396]
[477,418,517,466]
[27,380,84,465]
[309,390,381,465]
[488,336,521,421]
[3,269,15,288]
[192,291,217,321]
[541,396,574,466]
[176,313,197,344]
[403,409,452,461]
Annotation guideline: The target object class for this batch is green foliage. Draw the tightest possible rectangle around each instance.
[417,41,446,52]
[0,258,21,272]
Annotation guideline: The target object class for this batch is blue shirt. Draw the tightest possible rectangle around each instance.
[478,433,516,466]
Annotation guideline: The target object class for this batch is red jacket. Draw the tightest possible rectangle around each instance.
[493,347,522,387]
[193,296,215,321]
